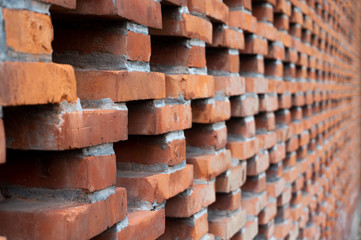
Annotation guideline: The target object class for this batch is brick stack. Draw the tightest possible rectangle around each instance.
[0,0,360,239]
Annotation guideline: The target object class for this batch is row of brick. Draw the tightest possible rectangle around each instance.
[0,0,360,239]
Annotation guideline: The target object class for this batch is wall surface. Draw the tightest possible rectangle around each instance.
[0,0,360,239]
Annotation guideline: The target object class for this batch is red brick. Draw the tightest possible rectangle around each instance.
[269,142,286,163]
[151,12,212,43]
[117,164,193,204]
[259,93,278,111]
[4,100,127,150]
[258,198,277,224]
[239,54,264,74]
[185,122,227,151]
[258,219,274,238]
[116,210,165,240]
[226,137,258,160]
[266,161,283,179]
[151,38,206,68]
[205,0,229,23]
[192,98,231,123]
[210,190,242,211]
[231,93,259,117]
[229,11,257,33]
[74,0,162,28]
[267,41,285,60]
[245,77,269,94]
[277,184,291,206]
[273,219,291,239]
[256,112,276,131]
[166,75,214,99]
[75,71,165,102]
[267,177,285,197]
[224,0,252,11]
[115,131,185,166]
[253,3,274,23]
[230,216,258,240]
[227,116,256,139]
[0,148,115,192]
[256,22,277,41]
[240,35,268,55]
[246,150,270,176]
[0,62,76,106]
[274,14,290,31]
[165,181,215,217]
[216,161,247,192]
[207,49,240,73]
[212,27,245,50]
[208,208,247,239]
[187,149,232,180]
[214,76,245,96]
[241,191,267,215]
[0,188,127,240]
[3,9,53,55]
[160,209,208,240]
[242,172,266,193]
[127,31,151,62]
[127,100,192,135]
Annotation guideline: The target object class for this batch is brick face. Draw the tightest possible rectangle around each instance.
[0,0,360,239]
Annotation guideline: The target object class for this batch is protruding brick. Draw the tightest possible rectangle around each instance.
[127,100,192,135]
[4,100,127,150]
[0,188,127,240]
[0,62,76,106]
[115,131,185,166]
[75,71,165,102]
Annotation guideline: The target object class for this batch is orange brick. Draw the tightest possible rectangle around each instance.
[160,209,208,240]
[0,188,127,240]
[151,12,212,43]
[0,62,76,106]
[117,164,193,204]
[208,208,247,239]
[75,0,162,28]
[3,8,53,54]
[192,98,231,123]
[165,181,215,217]
[115,210,165,240]
[127,100,192,135]
[185,122,227,151]
[165,75,214,100]
[115,131,186,166]
[0,148,116,192]
[216,161,247,192]
[75,71,165,102]
[187,149,232,180]
[4,100,127,150]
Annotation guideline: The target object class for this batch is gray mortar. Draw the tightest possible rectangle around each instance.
[128,200,166,211]
[127,22,148,35]
[117,161,186,175]
[0,0,50,14]
[81,98,127,111]
[81,143,115,157]
[53,52,128,70]
[208,207,241,219]
[0,185,117,204]
[127,60,150,72]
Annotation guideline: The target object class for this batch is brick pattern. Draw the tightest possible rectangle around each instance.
[0,0,360,239]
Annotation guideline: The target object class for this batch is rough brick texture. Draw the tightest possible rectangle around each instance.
[0,0,360,239]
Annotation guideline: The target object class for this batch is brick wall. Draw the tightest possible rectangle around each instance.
[0,0,360,239]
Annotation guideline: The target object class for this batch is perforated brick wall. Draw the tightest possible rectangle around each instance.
[0,0,360,239]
